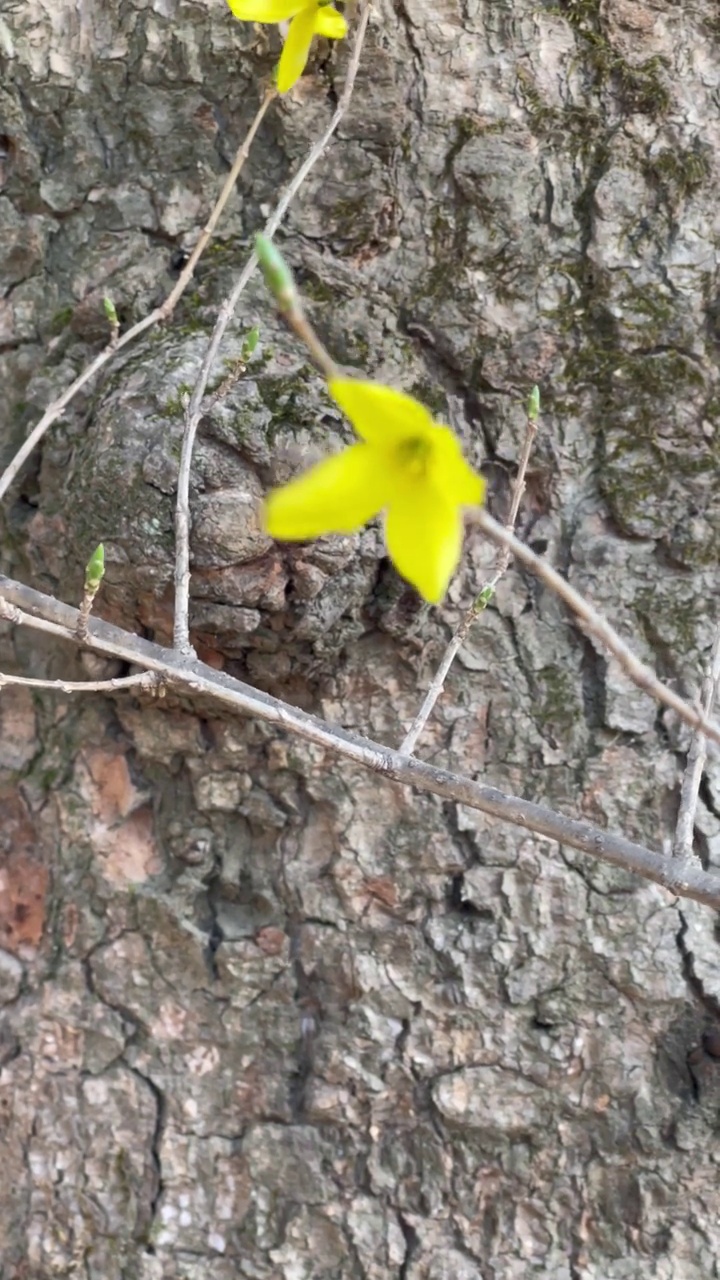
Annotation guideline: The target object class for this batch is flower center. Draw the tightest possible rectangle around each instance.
[397,436,432,479]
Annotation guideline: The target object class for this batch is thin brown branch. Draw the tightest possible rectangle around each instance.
[159,86,276,321]
[205,355,250,410]
[173,0,373,656]
[0,312,159,504]
[673,624,720,862]
[474,509,720,747]
[1,572,719,908]
[492,410,538,580]
[282,305,338,380]
[0,670,159,695]
[76,584,100,643]
[400,403,539,756]
[0,88,276,506]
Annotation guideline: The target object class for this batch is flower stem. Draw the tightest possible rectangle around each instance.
[256,234,338,378]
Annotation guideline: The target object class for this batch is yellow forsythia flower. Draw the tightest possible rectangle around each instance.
[226,0,348,94]
[264,380,485,603]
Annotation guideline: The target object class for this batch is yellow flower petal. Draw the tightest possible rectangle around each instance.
[277,5,316,91]
[314,4,347,38]
[264,444,390,540]
[226,0,305,20]
[328,379,435,448]
[430,426,485,506]
[385,488,463,603]
[329,378,484,506]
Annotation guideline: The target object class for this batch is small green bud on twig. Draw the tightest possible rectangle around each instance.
[103,297,118,326]
[77,544,105,641]
[473,584,495,613]
[241,325,260,361]
[527,385,540,422]
[256,235,297,313]
[103,296,120,348]
[256,236,337,377]
[207,328,261,409]
[84,543,105,591]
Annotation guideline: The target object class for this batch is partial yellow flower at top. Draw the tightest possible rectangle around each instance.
[264,380,485,604]
[226,0,348,94]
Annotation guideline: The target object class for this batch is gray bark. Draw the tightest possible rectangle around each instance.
[2,1,720,1276]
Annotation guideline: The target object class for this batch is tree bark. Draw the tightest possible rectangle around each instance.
[2,1,720,1276]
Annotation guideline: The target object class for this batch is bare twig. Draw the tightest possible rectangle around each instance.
[76,593,99,642]
[0,313,158,504]
[173,0,373,655]
[283,305,338,379]
[1,571,719,907]
[399,606,479,757]
[206,356,249,410]
[401,394,539,755]
[0,671,159,695]
[490,393,539,581]
[673,624,720,862]
[159,86,276,321]
[0,88,276,505]
[474,509,720,746]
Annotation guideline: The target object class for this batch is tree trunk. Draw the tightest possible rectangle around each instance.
[2,1,720,1276]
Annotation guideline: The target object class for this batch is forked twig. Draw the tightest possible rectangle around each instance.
[673,624,720,862]
[1,571,719,908]
[473,510,720,747]
[6,0,717,914]
[247,257,720,752]
[0,87,276,505]
[0,312,158,504]
[173,0,373,655]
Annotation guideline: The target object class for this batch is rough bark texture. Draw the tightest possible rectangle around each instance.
[2,1,720,1276]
